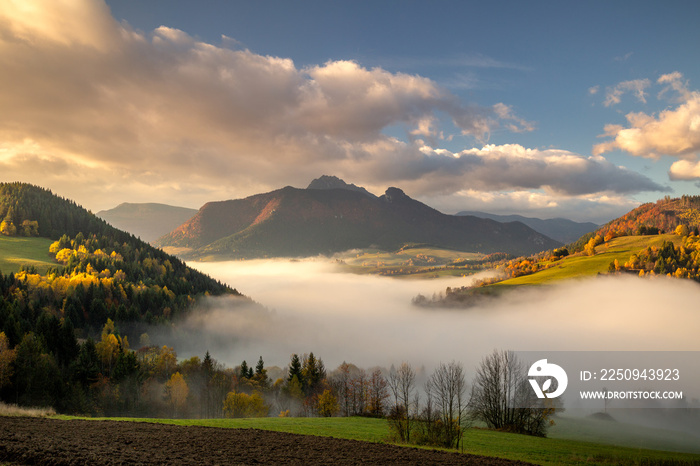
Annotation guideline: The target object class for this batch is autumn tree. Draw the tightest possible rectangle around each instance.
[367,368,389,417]
[223,391,268,418]
[584,235,603,256]
[676,224,690,237]
[165,371,189,418]
[317,388,339,417]
[333,362,352,416]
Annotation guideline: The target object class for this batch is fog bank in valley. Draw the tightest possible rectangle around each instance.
[176,259,700,375]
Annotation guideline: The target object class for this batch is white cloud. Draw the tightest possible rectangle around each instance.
[0,0,543,209]
[603,79,651,107]
[594,75,700,162]
[669,159,700,181]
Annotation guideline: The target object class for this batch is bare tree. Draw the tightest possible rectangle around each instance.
[425,361,470,449]
[387,362,417,442]
[469,349,553,437]
[367,368,389,416]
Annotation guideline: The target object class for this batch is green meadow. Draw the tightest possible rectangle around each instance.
[492,234,683,288]
[54,415,700,465]
[0,235,55,274]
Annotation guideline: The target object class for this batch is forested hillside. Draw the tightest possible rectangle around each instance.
[0,182,240,413]
[597,195,700,240]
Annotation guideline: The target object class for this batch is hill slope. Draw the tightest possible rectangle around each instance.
[156,182,561,259]
[457,211,598,244]
[0,182,238,332]
[97,203,197,243]
[598,195,700,238]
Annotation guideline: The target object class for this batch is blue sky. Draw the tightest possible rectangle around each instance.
[1,0,699,222]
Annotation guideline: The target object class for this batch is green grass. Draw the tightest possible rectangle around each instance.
[0,235,56,274]
[53,415,700,465]
[493,234,682,288]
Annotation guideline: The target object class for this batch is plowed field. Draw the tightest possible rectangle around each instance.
[0,416,533,465]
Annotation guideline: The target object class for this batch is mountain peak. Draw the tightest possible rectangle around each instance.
[306,175,376,198]
[383,187,407,202]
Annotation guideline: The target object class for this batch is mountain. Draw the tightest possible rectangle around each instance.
[156,178,561,259]
[97,203,198,243]
[307,175,377,198]
[456,211,598,244]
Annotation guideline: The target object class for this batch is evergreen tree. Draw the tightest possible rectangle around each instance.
[287,354,303,384]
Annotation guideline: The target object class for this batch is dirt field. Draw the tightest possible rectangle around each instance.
[0,416,533,465]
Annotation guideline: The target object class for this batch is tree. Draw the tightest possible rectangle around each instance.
[387,362,417,443]
[584,235,603,256]
[239,360,252,380]
[165,372,189,417]
[287,354,302,384]
[367,368,389,417]
[253,356,269,389]
[73,338,99,387]
[676,224,690,237]
[424,361,470,449]
[223,391,268,418]
[469,350,553,437]
[20,220,39,237]
[301,352,325,396]
[0,332,16,391]
[317,388,339,417]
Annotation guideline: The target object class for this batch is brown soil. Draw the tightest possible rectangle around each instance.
[0,416,533,465]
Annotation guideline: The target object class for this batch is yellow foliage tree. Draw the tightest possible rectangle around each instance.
[0,220,16,236]
[675,224,690,237]
[96,333,119,374]
[223,391,269,418]
[165,372,189,417]
[317,388,339,417]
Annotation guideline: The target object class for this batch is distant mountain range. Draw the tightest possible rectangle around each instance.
[456,211,598,244]
[97,203,198,243]
[154,177,561,259]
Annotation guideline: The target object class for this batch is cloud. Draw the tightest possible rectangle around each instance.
[669,159,700,181]
[603,79,651,107]
[594,73,700,168]
[387,144,667,197]
[0,0,540,209]
[421,189,638,223]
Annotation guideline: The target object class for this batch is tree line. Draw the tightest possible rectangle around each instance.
[0,316,557,451]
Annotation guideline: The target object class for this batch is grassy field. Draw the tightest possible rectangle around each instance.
[53,415,700,465]
[492,234,682,288]
[0,235,56,274]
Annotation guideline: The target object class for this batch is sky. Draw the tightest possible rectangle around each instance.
[1,0,699,223]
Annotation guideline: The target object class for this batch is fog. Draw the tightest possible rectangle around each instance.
[177,259,700,375]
